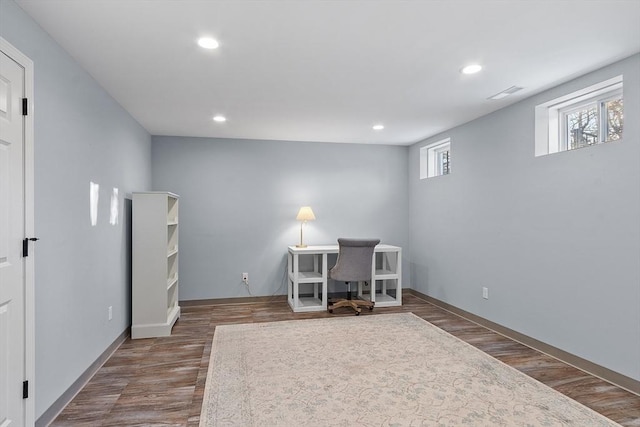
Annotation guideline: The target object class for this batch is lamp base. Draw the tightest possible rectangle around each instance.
[295,244,308,248]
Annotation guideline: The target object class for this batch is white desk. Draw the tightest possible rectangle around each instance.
[287,244,402,313]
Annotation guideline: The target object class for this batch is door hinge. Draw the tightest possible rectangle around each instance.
[22,98,28,116]
[22,237,39,257]
[23,380,28,399]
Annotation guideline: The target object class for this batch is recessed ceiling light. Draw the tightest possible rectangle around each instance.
[461,64,482,74]
[213,115,226,122]
[372,124,384,130]
[198,37,219,49]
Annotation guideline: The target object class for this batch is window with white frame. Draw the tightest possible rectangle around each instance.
[535,76,623,157]
[420,138,451,179]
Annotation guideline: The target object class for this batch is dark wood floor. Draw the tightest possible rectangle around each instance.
[51,294,640,426]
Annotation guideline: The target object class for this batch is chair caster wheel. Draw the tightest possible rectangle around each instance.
[369,306,374,311]
[328,309,333,313]
[355,311,360,316]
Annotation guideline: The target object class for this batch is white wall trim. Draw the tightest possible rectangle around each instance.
[0,36,35,427]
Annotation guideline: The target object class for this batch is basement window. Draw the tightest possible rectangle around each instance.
[535,76,623,157]
[420,138,451,179]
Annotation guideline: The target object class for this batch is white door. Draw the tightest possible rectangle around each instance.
[0,49,26,427]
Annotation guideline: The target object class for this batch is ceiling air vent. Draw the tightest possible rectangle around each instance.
[488,86,523,100]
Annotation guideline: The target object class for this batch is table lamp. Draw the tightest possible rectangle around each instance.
[295,206,315,248]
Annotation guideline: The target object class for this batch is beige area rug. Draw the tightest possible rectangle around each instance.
[200,313,619,426]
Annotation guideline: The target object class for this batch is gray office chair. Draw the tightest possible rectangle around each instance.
[328,238,380,315]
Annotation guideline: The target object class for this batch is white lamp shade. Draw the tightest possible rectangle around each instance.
[296,206,316,221]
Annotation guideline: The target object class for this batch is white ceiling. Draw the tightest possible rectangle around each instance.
[15,0,640,145]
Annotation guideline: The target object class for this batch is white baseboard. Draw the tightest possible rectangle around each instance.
[35,328,129,427]
[406,289,640,396]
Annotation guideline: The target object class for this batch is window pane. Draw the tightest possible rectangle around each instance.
[437,150,450,176]
[566,105,598,149]
[604,97,623,142]
[442,150,450,175]
[536,77,623,157]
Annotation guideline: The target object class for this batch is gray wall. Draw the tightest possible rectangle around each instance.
[151,136,409,300]
[1,0,152,418]
[408,54,640,381]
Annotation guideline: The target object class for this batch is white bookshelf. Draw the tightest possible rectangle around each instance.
[132,192,180,339]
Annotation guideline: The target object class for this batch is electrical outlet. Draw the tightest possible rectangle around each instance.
[482,287,489,299]
[242,272,249,284]
[108,306,113,321]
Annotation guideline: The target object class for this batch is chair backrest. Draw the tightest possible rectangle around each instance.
[329,238,380,282]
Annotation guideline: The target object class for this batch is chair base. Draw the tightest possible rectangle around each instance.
[328,298,374,315]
